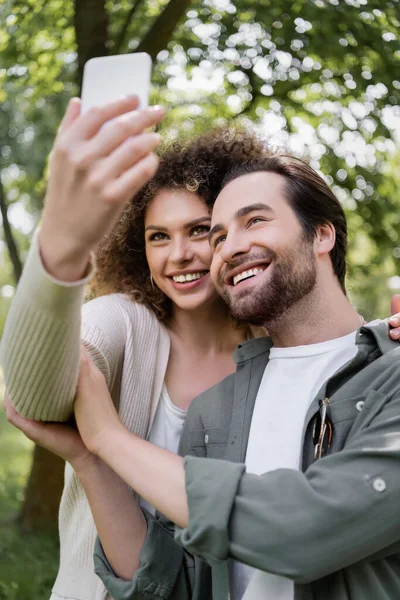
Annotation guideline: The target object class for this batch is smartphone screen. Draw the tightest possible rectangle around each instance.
[81,53,152,113]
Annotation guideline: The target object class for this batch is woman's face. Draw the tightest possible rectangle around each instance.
[145,188,219,313]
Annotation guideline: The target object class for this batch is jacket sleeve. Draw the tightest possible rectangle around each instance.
[176,383,400,584]
[93,405,209,600]
[0,233,126,421]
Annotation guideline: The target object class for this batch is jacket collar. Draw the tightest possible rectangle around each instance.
[233,319,396,366]
[233,336,273,364]
[361,319,397,355]
[227,319,397,464]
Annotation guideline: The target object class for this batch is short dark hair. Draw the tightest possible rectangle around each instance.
[222,155,347,292]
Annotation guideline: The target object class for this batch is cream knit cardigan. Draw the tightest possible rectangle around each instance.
[0,236,170,600]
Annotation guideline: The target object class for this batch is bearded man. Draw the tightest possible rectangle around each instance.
[9,154,400,600]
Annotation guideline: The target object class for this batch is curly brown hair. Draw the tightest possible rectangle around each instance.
[89,128,269,320]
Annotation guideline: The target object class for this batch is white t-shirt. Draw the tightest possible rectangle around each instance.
[232,331,358,600]
[139,384,187,516]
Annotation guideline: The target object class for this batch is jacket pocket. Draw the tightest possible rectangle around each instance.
[324,389,387,455]
[348,388,388,434]
[329,388,386,425]
[202,427,229,459]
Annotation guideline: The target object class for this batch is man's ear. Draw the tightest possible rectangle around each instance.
[314,223,336,257]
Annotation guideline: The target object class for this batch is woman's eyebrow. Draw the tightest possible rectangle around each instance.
[145,216,211,233]
[184,216,211,229]
[145,225,168,232]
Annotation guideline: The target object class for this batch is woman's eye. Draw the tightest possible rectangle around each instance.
[191,225,210,237]
[149,232,168,242]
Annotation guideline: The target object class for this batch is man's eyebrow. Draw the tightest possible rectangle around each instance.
[234,202,274,219]
[208,203,274,242]
[145,216,211,233]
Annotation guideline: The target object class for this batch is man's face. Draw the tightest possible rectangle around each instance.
[209,171,317,326]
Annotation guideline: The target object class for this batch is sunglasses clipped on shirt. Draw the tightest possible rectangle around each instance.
[313,397,333,461]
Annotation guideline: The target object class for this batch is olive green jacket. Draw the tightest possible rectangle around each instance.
[94,321,400,600]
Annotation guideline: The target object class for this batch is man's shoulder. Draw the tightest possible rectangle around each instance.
[363,319,399,357]
[339,331,400,404]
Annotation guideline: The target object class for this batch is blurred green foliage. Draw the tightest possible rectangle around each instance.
[0,0,399,326]
[0,1,399,595]
[0,380,58,599]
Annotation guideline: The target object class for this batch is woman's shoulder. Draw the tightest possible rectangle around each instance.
[83,293,164,332]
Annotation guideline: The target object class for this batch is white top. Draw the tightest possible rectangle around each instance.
[140,385,187,516]
[0,234,171,600]
[233,331,358,600]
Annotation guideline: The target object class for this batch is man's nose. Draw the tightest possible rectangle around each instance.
[220,231,251,263]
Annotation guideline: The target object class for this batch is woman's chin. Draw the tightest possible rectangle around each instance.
[170,289,221,313]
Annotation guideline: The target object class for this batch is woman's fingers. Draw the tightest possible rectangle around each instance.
[57,98,81,134]
[84,104,165,158]
[389,294,400,340]
[4,394,41,441]
[96,132,161,181]
[104,153,160,204]
[66,95,140,141]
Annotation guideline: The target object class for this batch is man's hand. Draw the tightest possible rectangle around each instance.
[3,394,95,473]
[39,96,164,281]
[389,294,400,340]
[74,346,124,455]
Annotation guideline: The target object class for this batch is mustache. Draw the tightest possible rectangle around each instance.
[217,250,276,285]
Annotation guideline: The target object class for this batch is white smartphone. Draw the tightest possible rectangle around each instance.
[81,53,152,113]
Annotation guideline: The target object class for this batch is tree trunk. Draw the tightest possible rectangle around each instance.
[20,445,65,531]
[74,0,109,91]
[136,0,192,59]
[0,175,22,284]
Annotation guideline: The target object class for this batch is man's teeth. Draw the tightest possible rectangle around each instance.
[172,272,207,283]
[233,267,265,286]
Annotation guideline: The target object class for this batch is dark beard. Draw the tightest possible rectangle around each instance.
[218,238,317,327]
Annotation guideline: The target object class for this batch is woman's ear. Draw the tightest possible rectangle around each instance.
[314,223,336,257]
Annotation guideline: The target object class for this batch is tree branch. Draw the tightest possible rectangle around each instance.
[136,0,192,60]
[74,0,109,90]
[114,0,145,54]
[0,174,22,284]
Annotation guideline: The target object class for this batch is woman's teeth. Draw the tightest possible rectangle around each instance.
[233,267,265,286]
[172,271,207,283]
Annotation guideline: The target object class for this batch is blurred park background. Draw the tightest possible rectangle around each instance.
[0,0,399,597]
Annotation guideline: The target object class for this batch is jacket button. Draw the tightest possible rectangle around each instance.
[372,477,386,492]
[356,400,364,411]
[204,434,209,444]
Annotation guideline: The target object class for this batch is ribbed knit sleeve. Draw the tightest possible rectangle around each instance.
[0,233,123,422]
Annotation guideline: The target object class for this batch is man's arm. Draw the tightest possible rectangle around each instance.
[76,350,400,584]
[92,396,209,600]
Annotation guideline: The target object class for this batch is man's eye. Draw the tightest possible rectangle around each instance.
[248,217,264,227]
[149,232,168,241]
[213,235,226,248]
[191,225,210,237]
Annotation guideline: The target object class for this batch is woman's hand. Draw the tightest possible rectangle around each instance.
[389,294,400,340]
[74,346,125,456]
[39,96,164,281]
[3,394,95,473]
